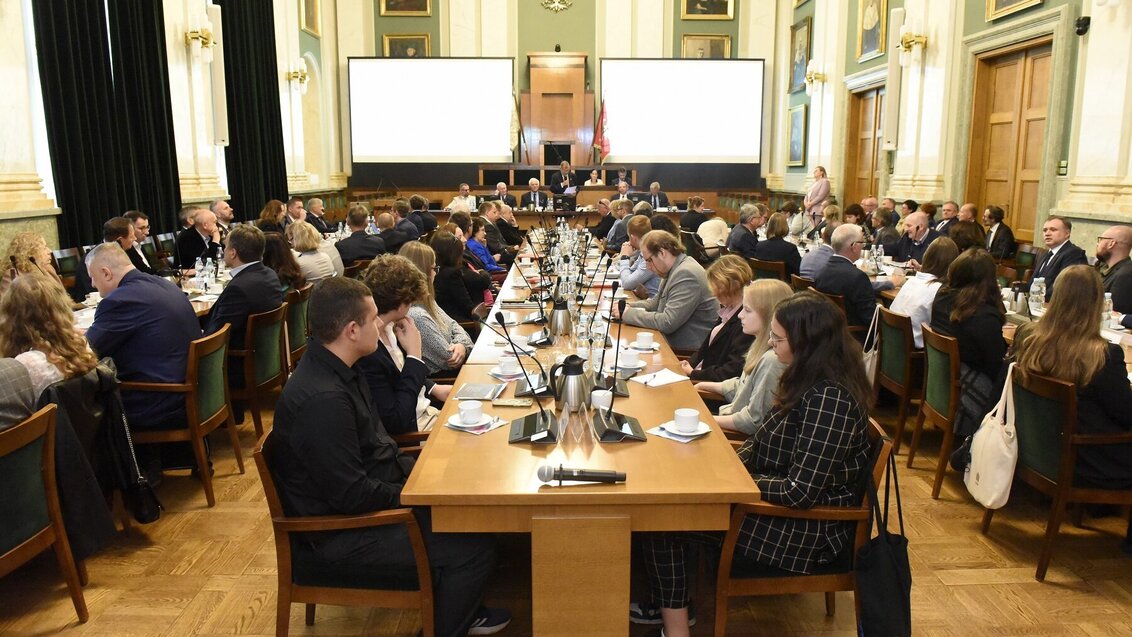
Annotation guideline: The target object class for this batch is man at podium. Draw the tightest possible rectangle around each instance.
[550,160,577,194]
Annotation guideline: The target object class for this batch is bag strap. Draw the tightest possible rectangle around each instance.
[870,450,905,539]
[1002,362,1016,430]
[864,305,881,353]
[888,451,905,536]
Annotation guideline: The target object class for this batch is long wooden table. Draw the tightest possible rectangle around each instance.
[401,260,758,636]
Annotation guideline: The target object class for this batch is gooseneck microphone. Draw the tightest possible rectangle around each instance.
[515,263,549,324]
[537,464,626,485]
[497,311,558,443]
[479,316,552,397]
[495,311,555,400]
[27,255,49,276]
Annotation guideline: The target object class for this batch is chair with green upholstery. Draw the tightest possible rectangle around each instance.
[876,307,923,455]
[138,237,158,265]
[1012,243,1042,282]
[905,324,960,499]
[0,404,88,623]
[981,371,1132,581]
[127,324,245,507]
[52,248,82,292]
[230,303,289,438]
[285,285,314,375]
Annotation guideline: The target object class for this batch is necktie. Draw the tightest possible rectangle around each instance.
[1038,251,1052,275]
[653,196,658,208]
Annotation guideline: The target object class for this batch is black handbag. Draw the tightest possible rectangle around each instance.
[117,407,164,524]
[855,452,912,637]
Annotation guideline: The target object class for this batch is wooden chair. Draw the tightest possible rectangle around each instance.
[230,304,289,438]
[748,257,787,282]
[0,404,88,623]
[819,291,867,339]
[343,259,370,280]
[128,325,245,507]
[905,324,960,499]
[138,237,158,265]
[285,284,314,374]
[680,230,713,265]
[995,264,1019,288]
[1013,243,1044,283]
[254,432,435,637]
[155,232,177,261]
[51,247,82,291]
[981,371,1132,581]
[876,307,923,455]
[714,419,893,635]
[790,274,814,292]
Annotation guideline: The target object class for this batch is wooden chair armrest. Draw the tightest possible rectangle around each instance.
[118,381,193,393]
[273,507,416,533]
[723,429,747,443]
[394,431,431,444]
[398,446,423,457]
[672,347,697,360]
[697,388,726,403]
[733,501,870,522]
[1072,432,1132,445]
[729,440,743,451]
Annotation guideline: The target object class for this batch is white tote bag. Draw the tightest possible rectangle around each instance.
[964,363,1018,509]
[862,305,881,387]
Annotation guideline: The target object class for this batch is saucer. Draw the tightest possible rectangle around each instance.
[447,414,494,429]
[626,341,660,352]
[490,366,526,379]
[659,421,711,437]
[605,359,646,373]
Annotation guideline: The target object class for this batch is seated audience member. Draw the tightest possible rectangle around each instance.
[288,221,337,284]
[650,214,680,237]
[843,203,866,227]
[304,197,332,235]
[982,205,1016,259]
[727,203,766,259]
[449,212,490,272]
[860,196,879,226]
[697,215,730,259]
[496,204,524,248]
[586,199,615,240]
[948,220,987,252]
[632,201,655,219]
[605,199,634,253]
[0,357,36,431]
[957,202,979,223]
[376,211,410,255]
[177,205,196,232]
[283,197,306,229]
[815,223,878,333]
[892,211,941,267]
[447,183,477,211]
[798,221,840,280]
[478,201,515,265]
[123,210,158,274]
[695,279,792,435]
[680,196,708,233]
[84,243,201,429]
[753,212,803,278]
[783,201,813,241]
[619,216,662,299]
[395,245,475,375]
[103,216,153,274]
[520,178,549,209]
[930,248,1007,439]
[489,181,517,207]
[584,169,604,187]
[0,273,98,397]
[890,237,959,348]
[935,201,959,236]
[1096,225,1132,329]
[612,180,632,202]
[174,208,222,269]
[261,233,306,293]
[901,199,919,217]
[920,202,938,224]
[392,198,421,241]
[1033,215,1088,301]
[205,225,284,390]
[679,255,755,382]
[550,160,577,194]
[431,231,490,322]
[268,277,509,637]
[211,199,235,240]
[647,182,669,210]
[633,292,873,634]
[615,166,632,188]
[1010,265,1132,552]
[408,194,437,235]
[356,259,450,434]
[336,205,387,264]
[871,207,901,255]
[2,232,61,297]
[612,230,719,351]
[256,199,286,234]
[467,218,505,274]
[808,204,843,242]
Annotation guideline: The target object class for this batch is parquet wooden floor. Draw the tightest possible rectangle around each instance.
[2,402,1132,636]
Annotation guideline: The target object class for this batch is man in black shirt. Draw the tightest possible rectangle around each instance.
[268,277,509,637]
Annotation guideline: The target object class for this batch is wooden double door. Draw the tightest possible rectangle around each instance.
[845,86,886,207]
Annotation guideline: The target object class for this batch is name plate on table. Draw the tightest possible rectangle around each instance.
[591,411,646,442]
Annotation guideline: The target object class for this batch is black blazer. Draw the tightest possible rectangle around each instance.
[1032,240,1088,300]
[934,217,956,236]
[174,229,221,268]
[1072,343,1132,486]
[688,311,754,382]
[356,341,434,437]
[985,223,1017,259]
[394,217,420,241]
[336,231,387,263]
[753,237,803,278]
[379,228,410,255]
[205,263,283,388]
[434,266,487,323]
[588,213,616,240]
[893,228,942,264]
[486,193,517,207]
[929,288,1006,382]
[498,219,523,246]
[815,256,876,329]
[550,171,578,194]
[307,214,332,235]
[681,210,707,232]
[727,224,759,259]
[127,245,158,275]
[646,192,670,209]
[520,191,549,209]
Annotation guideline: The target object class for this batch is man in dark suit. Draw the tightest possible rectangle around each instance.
[174,208,222,269]
[612,181,631,202]
[376,212,410,255]
[206,225,284,389]
[934,201,959,236]
[1032,215,1088,301]
[110,214,157,275]
[210,199,236,241]
[982,205,1016,259]
[549,161,577,194]
[488,182,517,208]
[815,224,877,334]
[586,199,615,239]
[391,198,420,241]
[478,201,515,266]
[85,243,202,429]
[520,178,549,209]
[646,182,669,210]
[496,204,524,248]
[305,197,333,235]
[726,203,766,259]
[892,212,941,267]
[408,194,437,235]
[336,205,387,264]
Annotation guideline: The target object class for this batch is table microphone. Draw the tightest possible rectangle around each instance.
[479,317,553,397]
[497,311,558,443]
[537,464,626,485]
[495,311,555,398]
[515,264,550,324]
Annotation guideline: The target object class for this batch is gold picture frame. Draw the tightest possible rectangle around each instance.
[382,34,431,58]
[789,17,812,94]
[986,0,1042,21]
[787,105,808,167]
[793,0,810,6]
[379,0,432,17]
[856,0,887,63]
[680,0,734,20]
[300,0,320,37]
[681,34,732,59]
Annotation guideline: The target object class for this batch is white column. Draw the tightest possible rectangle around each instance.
[633,0,665,58]
[335,0,374,179]
[1,0,55,213]
[740,0,778,186]
[765,0,794,191]
[449,0,480,57]
[276,0,308,192]
[788,0,848,195]
[320,0,346,188]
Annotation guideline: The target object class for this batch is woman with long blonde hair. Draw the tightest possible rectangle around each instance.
[693,279,793,434]
[396,242,474,374]
[0,273,98,396]
[1,232,61,297]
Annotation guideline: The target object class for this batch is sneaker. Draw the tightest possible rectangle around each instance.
[467,606,511,635]
[629,601,696,626]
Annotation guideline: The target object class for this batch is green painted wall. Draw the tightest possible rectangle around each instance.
[374,7,441,58]
[786,0,816,173]
[671,3,741,60]
[844,0,904,76]
[516,0,598,90]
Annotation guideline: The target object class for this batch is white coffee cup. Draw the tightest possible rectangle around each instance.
[591,389,613,412]
[635,332,654,349]
[500,358,520,375]
[459,401,483,425]
[674,408,700,434]
[620,349,640,368]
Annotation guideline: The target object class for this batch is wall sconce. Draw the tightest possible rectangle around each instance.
[184,18,216,63]
[286,59,310,95]
[804,60,826,97]
[898,23,927,67]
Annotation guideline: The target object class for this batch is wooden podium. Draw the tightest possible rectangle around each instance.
[527,52,588,167]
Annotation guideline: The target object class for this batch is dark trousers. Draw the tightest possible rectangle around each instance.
[316,508,496,637]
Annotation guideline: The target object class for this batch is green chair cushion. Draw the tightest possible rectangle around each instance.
[253,322,284,384]
[879,321,907,382]
[1013,381,1064,481]
[924,343,953,414]
[196,345,228,423]
[0,437,49,555]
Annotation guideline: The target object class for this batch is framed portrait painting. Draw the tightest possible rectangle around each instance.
[787,105,807,167]
[986,0,1041,21]
[681,34,731,59]
[300,0,320,37]
[681,0,734,20]
[789,18,812,94]
[856,0,886,63]
[383,34,430,58]
[380,0,432,17]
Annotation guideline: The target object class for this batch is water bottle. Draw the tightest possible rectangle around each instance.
[1102,292,1113,330]
[1028,277,1046,316]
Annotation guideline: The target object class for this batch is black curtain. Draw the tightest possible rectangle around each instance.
[215,0,288,222]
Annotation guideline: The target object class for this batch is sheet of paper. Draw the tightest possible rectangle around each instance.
[631,368,690,387]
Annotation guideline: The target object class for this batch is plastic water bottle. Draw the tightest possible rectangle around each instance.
[1102,292,1113,330]
[1028,277,1046,316]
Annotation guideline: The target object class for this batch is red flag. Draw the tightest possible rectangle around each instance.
[593,99,610,163]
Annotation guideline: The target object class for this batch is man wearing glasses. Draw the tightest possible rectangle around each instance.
[1096,226,1132,329]
[815,224,882,338]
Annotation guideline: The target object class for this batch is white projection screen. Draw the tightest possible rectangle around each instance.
[600,59,764,164]
[349,58,514,163]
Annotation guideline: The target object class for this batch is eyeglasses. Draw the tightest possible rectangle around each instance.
[768,333,788,346]
[853,241,868,246]
[642,253,655,264]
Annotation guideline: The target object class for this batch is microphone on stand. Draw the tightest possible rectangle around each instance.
[497,311,558,443]
[537,464,626,486]
[590,298,643,440]
[479,316,553,397]
[27,255,50,277]
[594,294,629,397]
[515,262,550,325]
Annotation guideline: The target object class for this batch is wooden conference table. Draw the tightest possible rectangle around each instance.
[400,261,759,636]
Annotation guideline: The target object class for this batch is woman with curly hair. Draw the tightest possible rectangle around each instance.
[1,232,61,296]
[256,199,286,233]
[0,272,98,397]
[261,232,306,293]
